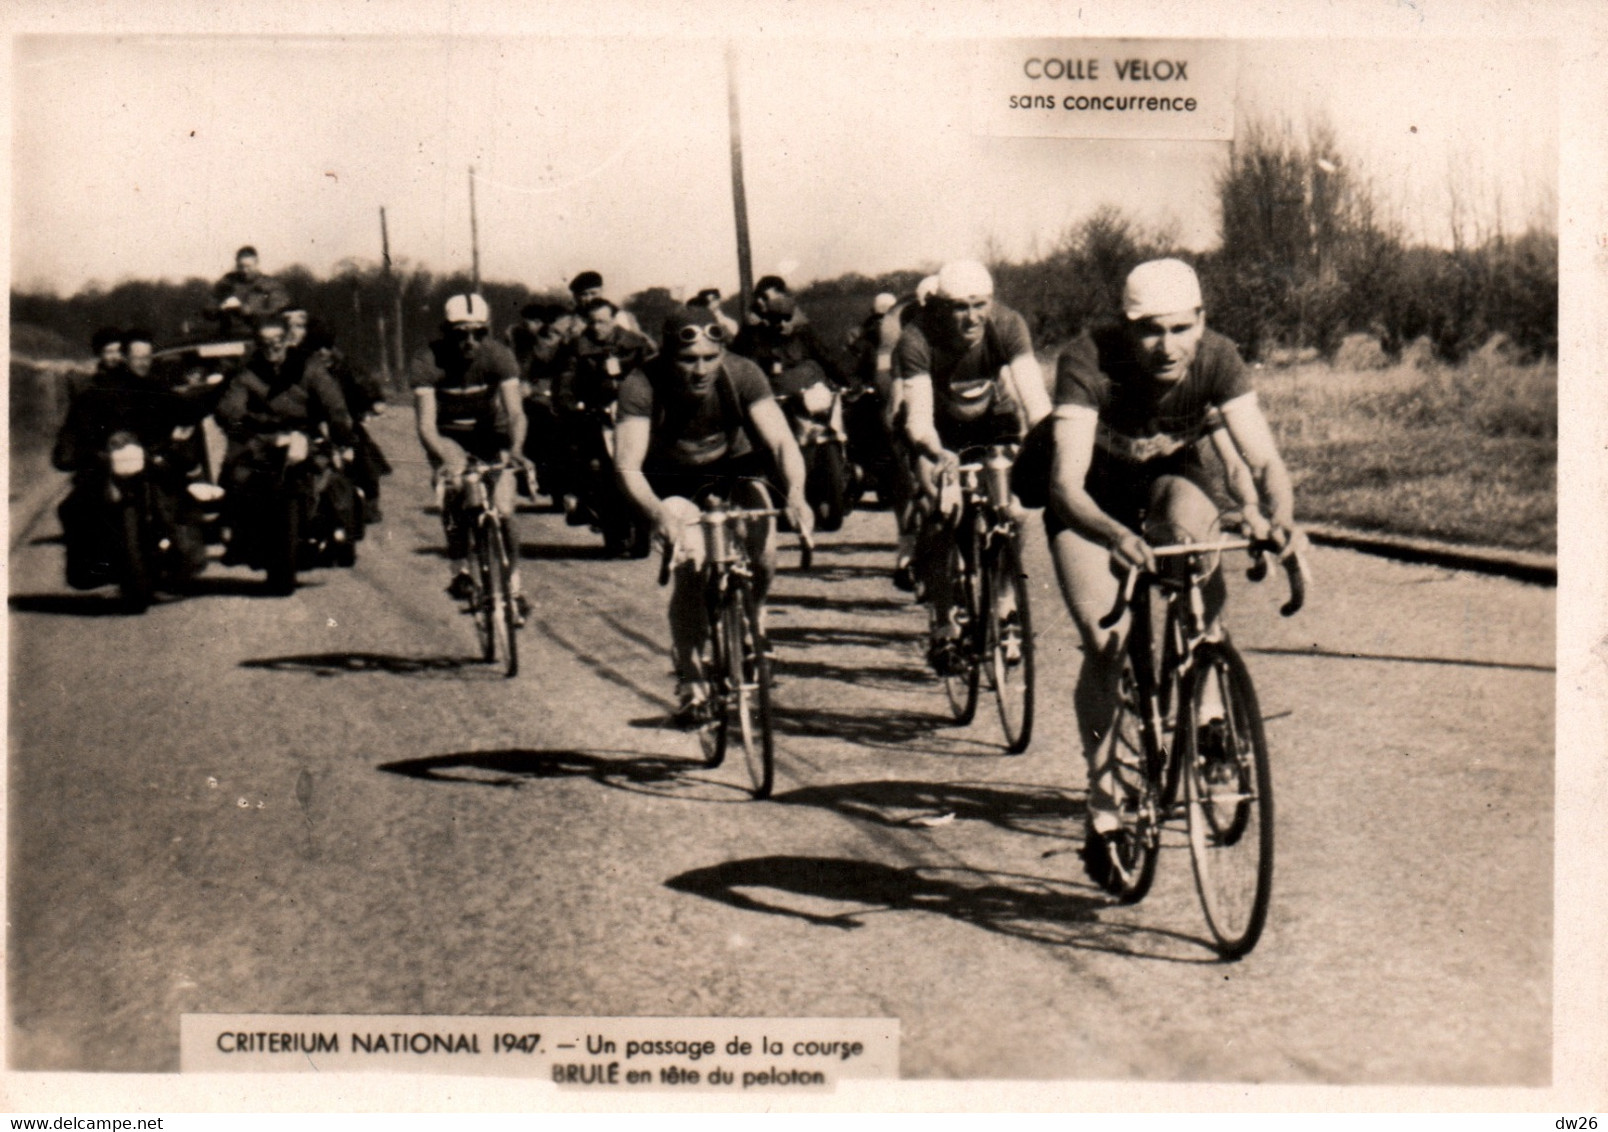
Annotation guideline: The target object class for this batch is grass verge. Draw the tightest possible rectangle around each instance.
[1257,355,1556,553]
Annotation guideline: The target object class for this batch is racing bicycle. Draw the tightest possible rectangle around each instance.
[450,455,525,678]
[930,444,1036,753]
[1093,523,1307,958]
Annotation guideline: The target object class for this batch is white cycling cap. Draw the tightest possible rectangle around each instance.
[915,275,940,305]
[935,259,994,300]
[1122,259,1202,320]
[873,292,897,316]
[444,293,491,325]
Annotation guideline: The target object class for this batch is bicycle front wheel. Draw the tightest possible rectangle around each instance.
[721,579,774,799]
[1182,640,1274,959]
[469,521,496,663]
[983,535,1035,753]
[939,518,981,724]
[488,520,519,679]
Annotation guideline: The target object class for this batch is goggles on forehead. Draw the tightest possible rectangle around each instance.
[675,322,729,345]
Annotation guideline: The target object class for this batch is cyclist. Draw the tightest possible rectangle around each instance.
[1023,257,1299,886]
[409,294,530,619]
[894,259,1051,672]
[613,306,813,725]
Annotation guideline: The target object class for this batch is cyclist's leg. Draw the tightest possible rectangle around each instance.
[911,451,957,617]
[433,434,472,589]
[658,494,709,704]
[732,475,777,605]
[489,464,525,597]
[1147,473,1227,628]
[1047,509,1130,835]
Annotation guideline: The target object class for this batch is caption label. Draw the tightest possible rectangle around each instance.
[180,1014,898,1089]
[972,39,1237,141]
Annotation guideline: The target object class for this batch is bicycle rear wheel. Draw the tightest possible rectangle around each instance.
[721,578,774,798]
[488,520,519,679]
[1097,655,1163,903]
[983,535,1034,753]
[939,517,981,724]
[1182,640,1274,958]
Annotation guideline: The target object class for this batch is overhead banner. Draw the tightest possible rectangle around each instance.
[973,39,1237,141]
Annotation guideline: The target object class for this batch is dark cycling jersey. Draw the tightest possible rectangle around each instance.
[617,354,776,499]
[1034,323,1252,528]
[409,338,519,438]
[891,303,1033,445]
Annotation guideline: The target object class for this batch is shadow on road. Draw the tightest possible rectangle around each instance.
[519,541,626,562]
[665,855,1216,962]
[240,651,487,678]
[772,779,1084,840]
[8,592,144,618]
[1246,645,1553,674]
[769,623,916,650]
[772,655,931,689]
[768,702,1004,757]
[770,591,910,615]
[795,563,897,583]
[377,747,752,803]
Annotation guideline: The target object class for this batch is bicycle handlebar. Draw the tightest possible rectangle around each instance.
[655,508,813,586]
[1097,536,1308,630]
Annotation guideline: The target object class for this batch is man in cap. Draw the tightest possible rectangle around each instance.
[210,245,291,336]
[732,276,849,399]
[556,271,641,342]
[690,288,741,339]
[895,258,1051,670]
[613,306,812,724]
[1029,257,1299,891]
[410,294,530,616]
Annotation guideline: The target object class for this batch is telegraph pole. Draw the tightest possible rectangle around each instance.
[469,166,482,294]
[378,207,394,381]
[725,44,754,312]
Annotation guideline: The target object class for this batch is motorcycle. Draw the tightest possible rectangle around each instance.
[779,369,855,533]
[60,430,209,611]
[571,401,652,558]
[223,431,362,593]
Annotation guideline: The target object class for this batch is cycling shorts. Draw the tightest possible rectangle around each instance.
[435,422,508,464]
[935,409,1023,455]
[1041,450,1221,539]
[642,452,776,508]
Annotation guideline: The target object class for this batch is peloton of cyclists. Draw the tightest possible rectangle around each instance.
[1017,257,1301,889]
[612,305,813,725]
[893,259,1052,673]
[410,293,531,622]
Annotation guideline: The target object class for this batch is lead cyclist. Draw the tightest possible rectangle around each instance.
[1025,258,1304,890]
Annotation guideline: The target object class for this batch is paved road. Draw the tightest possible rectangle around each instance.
[8,412,1553,1082]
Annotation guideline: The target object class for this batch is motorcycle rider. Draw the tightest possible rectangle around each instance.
[52,328,210,590]
[216,317,357,567]
[552,298,658,537]
[555,270,642,341]
[304,319,390,523]
[732,277,849,398]
[210,245,291,336]
[505,300,568,504]
[689,288,741,339]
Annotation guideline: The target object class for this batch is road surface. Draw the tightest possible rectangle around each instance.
[8,412,1553,1082]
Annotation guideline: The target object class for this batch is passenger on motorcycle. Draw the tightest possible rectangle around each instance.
[554,270,642,341]
[613,307,813,725]
[732,278,850,398]
[505,301,569,503]
[210,245,291,337]
[304,319,390,523]
[216,317,359,567]
[895,259,1051,672]
[410,294,530,618]
[52,327,212,590]
[553,298,659,533]
[1019,258,1299,882]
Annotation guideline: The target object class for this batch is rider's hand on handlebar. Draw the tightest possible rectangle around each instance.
[1112,530,1156,574]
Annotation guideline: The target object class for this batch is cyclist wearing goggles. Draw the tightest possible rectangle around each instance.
[1022,258,1299,882]
[894,259,1052,672]
[614,306,813,723]
[411,293,530,611]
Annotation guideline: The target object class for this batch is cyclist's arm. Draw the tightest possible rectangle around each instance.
[749,397,812,533]
[1219,393,1295,532]
[1207,422,1265,528]
[612,413,670,529]
[498,377,527,454]
[1047,405,1152,570]
[900,374,947,461]
[413,388,454,468]
[1003,352,1052,427]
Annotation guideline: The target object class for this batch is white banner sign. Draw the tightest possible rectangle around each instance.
[973,39,1238,141]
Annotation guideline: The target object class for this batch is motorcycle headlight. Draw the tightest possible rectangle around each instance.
[801,382,834,417]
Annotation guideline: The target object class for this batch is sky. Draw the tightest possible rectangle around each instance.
[10,33,1559,299]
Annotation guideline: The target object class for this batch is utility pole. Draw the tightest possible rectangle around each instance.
[378,207,393,381]
[725,43,754,312]
[469,165,481,294]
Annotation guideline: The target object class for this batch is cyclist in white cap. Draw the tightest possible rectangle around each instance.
[1021,256,1299,890]
[894,258,1052,672]
[411,293,530,616]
